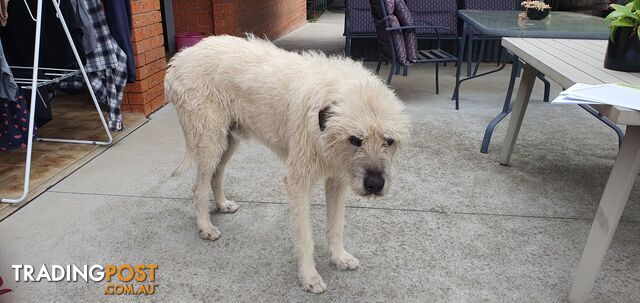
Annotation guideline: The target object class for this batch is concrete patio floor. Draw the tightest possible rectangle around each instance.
[1,12,639,302]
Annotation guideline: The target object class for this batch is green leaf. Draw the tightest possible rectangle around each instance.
[609,18,636,41]
[625,2,635,10]
[635,0,640,11]
[610,26,617,41]
[605,10,626,21]
[611,18,636,27]
[611,3,630,12]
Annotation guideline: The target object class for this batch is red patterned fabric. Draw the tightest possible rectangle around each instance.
[0,95,31,151]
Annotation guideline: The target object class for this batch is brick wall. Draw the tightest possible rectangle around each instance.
[172,0,307,40]
[172,0,215,35]
[213,0,307,39]
[121,0,307,116]
[122,0,168,115]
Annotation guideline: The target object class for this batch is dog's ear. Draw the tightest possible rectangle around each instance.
[319,105,334,131]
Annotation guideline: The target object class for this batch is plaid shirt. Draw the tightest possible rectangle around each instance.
[59,0,127,131]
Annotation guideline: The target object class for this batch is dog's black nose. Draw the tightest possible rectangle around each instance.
[364,171,385,194]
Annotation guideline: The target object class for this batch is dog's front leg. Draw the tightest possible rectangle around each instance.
[325,178,360,270]
[285,174,327,294]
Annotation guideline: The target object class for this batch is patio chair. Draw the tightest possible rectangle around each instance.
[344,0,377,56]
[370,0,462,109]
[406,0,459,39]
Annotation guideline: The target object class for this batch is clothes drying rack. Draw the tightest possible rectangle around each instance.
[1,0,113,203]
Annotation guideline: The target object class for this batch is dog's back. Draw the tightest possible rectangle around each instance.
[165,35,394,173]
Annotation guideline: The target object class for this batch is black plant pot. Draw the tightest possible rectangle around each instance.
[526,8,550,20]
[604,27,640,72]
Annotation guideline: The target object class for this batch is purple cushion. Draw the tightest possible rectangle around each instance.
[394,0,418,63]
[370,0,419,65]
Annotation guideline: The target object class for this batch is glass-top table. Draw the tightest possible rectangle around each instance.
[453,10,616,154]
[458,10,609,40]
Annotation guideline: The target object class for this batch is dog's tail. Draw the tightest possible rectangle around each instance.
[171,151,193,177]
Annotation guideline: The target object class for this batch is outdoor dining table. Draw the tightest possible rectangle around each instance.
[499,37,640,303]
[454,10,614,153]
[458,10,610,77]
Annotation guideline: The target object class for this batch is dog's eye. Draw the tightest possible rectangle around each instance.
[349,136,362,147]
[385,138,394,146]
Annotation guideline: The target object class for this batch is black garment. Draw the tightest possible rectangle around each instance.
[104,0,135,83]
[0,0,84,68]
[24,84,55,128]
[11,69,54,128]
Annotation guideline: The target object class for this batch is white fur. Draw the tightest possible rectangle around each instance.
[166,35,410,293]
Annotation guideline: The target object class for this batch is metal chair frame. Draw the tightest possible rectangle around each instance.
[373,0,463,109]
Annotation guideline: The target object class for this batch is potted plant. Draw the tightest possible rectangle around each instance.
[604,0,640,72]
[521,0,551,20]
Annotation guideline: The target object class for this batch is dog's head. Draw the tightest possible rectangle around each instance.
[318,79,410,197]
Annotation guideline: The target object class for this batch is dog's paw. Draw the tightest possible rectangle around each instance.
[198,225,221,241]
[217,199,239,213]
[331,252,360,270]
[299,270,327,294]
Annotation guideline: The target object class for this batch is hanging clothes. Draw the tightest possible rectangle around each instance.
[104,0,136,83]
[0,0,83,68]
[0,0,8,27]
[68,0,97,55]
[58,0,128,131]
[0,93,30,151]
[0,40,17,102]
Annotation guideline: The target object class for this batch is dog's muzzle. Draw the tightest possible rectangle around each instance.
[363,170,385,195]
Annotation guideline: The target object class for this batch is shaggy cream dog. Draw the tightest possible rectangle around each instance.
[165,35,410,293]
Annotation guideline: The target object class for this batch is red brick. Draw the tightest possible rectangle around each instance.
[208,0,307,39]
[150,94,167,111]
[136,58,166,80]
[132,34,164,55]
[127,83,164,105]
[121,103,144,113]
[125,69,165,93]
[131,11,162,29]
[132,23,164,42]
[130,0,161,14]
[133,49,161,68]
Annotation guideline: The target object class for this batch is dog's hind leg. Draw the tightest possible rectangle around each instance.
[211,133,239,213]
[193,129,229,241]
[325,178,360,270]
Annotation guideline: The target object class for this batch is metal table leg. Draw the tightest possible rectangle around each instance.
[537,72,551,102]
[473,35,486,76]
[466,25,474,77]
[452,21,468,101]
[481,55,520,154]
[578,105,625,147]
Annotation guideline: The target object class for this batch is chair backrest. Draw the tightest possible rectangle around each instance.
[405,0,458,35]
[370,0,418,65]
[464,0,517,10]
[345,0,376,35]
